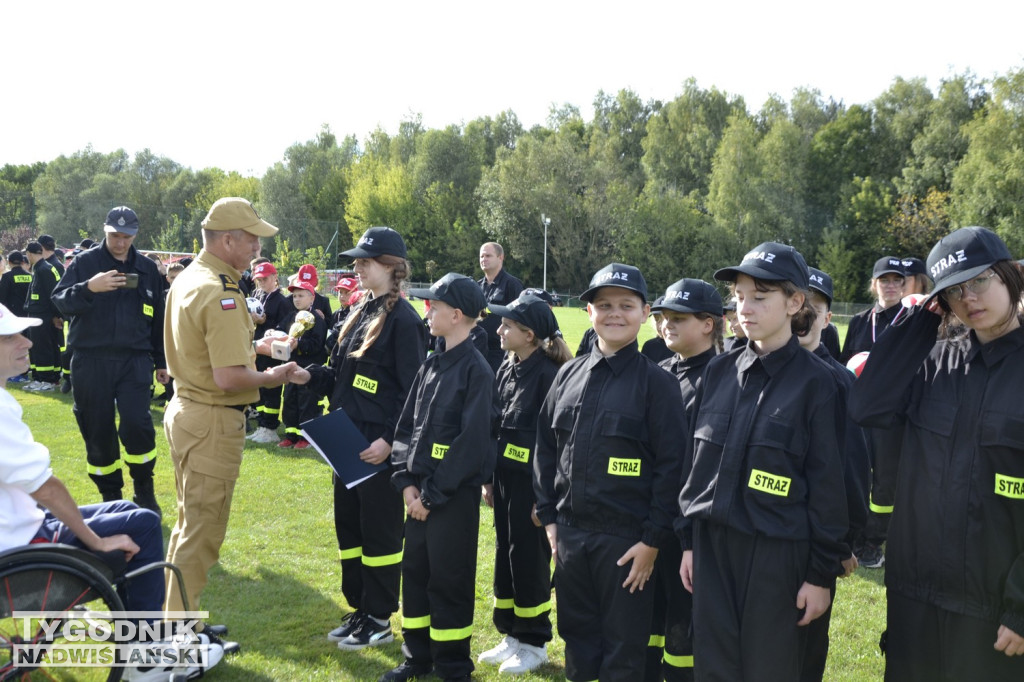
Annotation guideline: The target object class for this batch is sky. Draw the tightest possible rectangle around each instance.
[4,0,1023,177]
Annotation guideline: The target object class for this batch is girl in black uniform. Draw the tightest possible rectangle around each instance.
[646,278,723,682]
[678,243,848,682]
[850,226,1024,681]
[477,293,572,675]
[840,255,907,569]
[292,227,427,650]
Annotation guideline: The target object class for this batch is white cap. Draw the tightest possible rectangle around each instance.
[0,303,41,335]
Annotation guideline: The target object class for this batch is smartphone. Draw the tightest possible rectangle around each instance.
[123,273,139,289]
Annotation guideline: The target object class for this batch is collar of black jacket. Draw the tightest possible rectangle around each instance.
[584,339,639,375]
[737,334,801,377]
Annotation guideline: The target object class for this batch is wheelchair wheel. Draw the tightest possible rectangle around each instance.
[0,551,125,682]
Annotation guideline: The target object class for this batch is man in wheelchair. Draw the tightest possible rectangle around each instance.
[0,303,225,680]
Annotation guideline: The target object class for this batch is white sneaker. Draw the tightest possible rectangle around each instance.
[21,381,42,391]
[122,633,225,680]
[498,643,547,674]
[477,635,520,665]
[33,381,55,392]
[249,427,279,444]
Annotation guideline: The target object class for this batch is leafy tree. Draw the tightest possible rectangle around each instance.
[0,162,46,231]
[33,147,129,245]
[588,89,659,191]
[883,189,950,258]
[832,176,895,300]
[872,77,934,183]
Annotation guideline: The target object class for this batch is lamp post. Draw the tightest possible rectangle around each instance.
[541,213,551,292]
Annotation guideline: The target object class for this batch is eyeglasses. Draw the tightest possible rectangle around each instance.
[940,273,999,302]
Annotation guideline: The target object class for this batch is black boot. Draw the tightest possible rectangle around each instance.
[100,489,123,502]
[132,478,162,518]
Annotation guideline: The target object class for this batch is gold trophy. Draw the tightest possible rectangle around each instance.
[271,310,316,361]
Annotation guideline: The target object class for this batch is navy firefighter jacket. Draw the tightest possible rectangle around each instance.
[391,339,499,510]
[678,336,849,588]
[495,350,560,475]
[533,341,685,550]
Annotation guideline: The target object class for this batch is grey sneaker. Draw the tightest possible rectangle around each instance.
[336,615,393,650]
[328,611,365,642]
[856,542,885,569]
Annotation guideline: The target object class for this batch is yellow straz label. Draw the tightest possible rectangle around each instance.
[503,444,530,463]
[995,473,1024,499]
[14,274,31,283]
[748,469,791,496]
[431,444,449,460]
[142,303,154,317]
[353,374,378,394]
[607,458,641,476]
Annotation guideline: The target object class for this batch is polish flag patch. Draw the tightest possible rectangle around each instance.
[220,298,237,310]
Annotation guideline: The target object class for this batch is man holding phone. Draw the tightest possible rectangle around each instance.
[52,206,168,513]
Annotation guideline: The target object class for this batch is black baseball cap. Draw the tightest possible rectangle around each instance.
[409,273,486,317]
[521,287,554,305]
[900,257,928,278]
[37,234,57,250]
[104,207,140,236]
[579,263,648,303]
[652,278,724,316]
[872,256,904,278]
[807,267,834,304]
[714,242,810,289]
[926,226,1012,300]
[341,226,407,260]
[7,251,24,265]
[25,242,43,255]
[488,293,560,340]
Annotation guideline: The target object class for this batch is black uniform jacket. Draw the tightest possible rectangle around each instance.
[813,343,870,548]
[479,269,524,360]
[51,242,165,367]
[678,336,849,587]
[849,307,1024,634]
[0,269,32,316]
[495,351,560,475]
[534,341,685,550]
[839,302,901,363]
[659,347,716,418]
[391,339,499,509]
[25,259,62,318]
[306,295,426,445]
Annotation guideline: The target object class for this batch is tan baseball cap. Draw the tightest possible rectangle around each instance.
[201,198,278,237]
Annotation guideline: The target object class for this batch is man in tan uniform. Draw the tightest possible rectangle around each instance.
[162,197,297,647]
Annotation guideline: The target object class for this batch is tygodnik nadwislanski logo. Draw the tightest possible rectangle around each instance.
[10,610,210,672]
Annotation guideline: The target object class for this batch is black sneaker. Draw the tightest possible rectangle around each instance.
[856,542,885,569]
[378,661,432,682]
[327,611,365,642]
[336,615,393,650]
[203,629,241,655]
[60,378,72,394]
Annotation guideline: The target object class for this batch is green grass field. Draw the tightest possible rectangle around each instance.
[10,308,886,681]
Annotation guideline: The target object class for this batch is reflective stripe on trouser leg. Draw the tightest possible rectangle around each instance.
[163,398,245,614]
[401,485,480,679]
[492,470,553,646]
[646,540,693,682]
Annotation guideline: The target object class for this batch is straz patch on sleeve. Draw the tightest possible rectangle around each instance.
[748,468,791,497]
[607,458,641,476]
[503,444,530,463]
[431,443,450,460]
[995,473,1024,499]
[353,374,378,394]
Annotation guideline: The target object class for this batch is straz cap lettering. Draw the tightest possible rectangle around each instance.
[607,457,641,476]
[503,443,530,463]
[748,468,791,497]
[595,271,629,284]
[431,443,450,460]
[995,473,1024,500]
[353,374,378,394]
[743,250,776,264]
[666,290,690,301]
[930,249,967,279]
[809,274,824,285]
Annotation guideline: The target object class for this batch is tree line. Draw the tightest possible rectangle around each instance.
[3,69,1024,303]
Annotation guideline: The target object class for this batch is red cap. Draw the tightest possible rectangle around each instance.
[288,281,317,296]
[297,264,318,287]
[253,262,277,278]
[334,276,358,292]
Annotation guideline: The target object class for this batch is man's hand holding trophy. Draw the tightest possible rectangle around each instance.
[256,310,316,361]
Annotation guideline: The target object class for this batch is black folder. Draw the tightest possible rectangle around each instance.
[300,408,385,488]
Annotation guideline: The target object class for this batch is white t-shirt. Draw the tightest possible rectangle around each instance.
[0,387,52,550]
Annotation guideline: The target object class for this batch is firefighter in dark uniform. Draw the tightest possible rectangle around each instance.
[51,207,167,511]
[162,197,297,647]
[23,241,63,388]
[647,278,724,682]
[294,227,427,651]
[477,293,572,674]
[840,255,907,569]
[477,242,524,372]
[851,227,1024,681]
[534,263,686,682]
[678,244,848,682]
[383,273,498,682]
[0,251,32,319]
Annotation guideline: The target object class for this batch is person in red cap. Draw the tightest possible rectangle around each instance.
[295,263,333,322]
[247,261,292,444]
[274,280,327,448]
